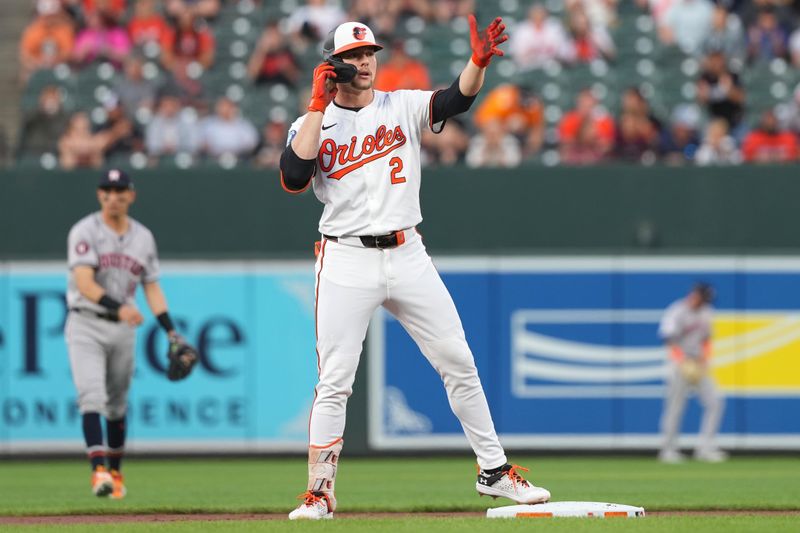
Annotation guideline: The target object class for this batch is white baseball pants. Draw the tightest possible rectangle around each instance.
[310,229,507,469]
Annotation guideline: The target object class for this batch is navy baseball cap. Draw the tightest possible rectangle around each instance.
[693,282,715,303]
[98,168,134,190]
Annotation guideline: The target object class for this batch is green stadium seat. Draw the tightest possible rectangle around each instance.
[23,67,77,111]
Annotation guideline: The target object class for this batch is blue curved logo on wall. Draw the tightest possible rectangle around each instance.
[369,257,800,450]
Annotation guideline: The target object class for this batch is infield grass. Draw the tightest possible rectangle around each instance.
[6,516,800,533]
[0,456,798,518]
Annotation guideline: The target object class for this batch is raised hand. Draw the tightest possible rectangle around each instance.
[468,15,508,68]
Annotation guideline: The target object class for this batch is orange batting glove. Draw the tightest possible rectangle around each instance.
[468,15,508,68]
[308,62,337,113]
[669,345,685,363]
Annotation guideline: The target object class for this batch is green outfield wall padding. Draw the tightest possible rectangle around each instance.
[2,164,798,259]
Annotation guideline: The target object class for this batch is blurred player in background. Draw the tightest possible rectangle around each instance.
[658,282,727,463]
[66,169,196,498]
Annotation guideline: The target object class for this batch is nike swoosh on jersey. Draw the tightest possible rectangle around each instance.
[322,123,337,130]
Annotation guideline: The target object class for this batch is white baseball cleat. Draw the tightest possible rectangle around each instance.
[288,491,335,520]
[476,464,551,504]
[658,450,687,464]
[694,449,729,463]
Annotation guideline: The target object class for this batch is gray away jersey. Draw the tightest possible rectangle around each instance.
[658,298,713,358]
[67,212,160,311]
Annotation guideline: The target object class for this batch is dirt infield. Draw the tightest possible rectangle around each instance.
[2,510,799,525]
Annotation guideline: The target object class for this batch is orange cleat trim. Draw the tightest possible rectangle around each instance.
[110,470,126,499]
[296,490,333,512]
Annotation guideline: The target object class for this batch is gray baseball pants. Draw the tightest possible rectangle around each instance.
[659,361,725,454]
[65,311,136,419]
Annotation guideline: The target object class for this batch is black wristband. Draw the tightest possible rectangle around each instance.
[98,295,122,311]
[157,312,175,333]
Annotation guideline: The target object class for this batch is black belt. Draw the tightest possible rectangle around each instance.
[70,307,119,322]
[323,230,406,249]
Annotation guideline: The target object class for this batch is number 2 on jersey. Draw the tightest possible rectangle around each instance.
[389,157,406,184]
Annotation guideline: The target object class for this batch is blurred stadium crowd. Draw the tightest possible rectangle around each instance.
[13,0,800,169]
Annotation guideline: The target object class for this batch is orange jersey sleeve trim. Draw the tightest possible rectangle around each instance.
[280,169,313,194]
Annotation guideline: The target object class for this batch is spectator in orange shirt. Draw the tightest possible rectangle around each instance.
[129,0,171,47]
[742,109,798,163]
[374,40,431,92]
[19,0,75,83]
[561,117,608,165]
[559,88,615,159]
[474,84,545,156]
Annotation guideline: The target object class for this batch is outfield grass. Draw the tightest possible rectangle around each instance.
[0,456,798,517]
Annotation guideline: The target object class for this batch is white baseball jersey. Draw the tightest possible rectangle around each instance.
[286,87,508,471]
[658,298,713,358]
[286,89,443,237]
[67,212,160,311]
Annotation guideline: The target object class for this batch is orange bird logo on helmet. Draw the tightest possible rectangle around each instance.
[353,26,367,40]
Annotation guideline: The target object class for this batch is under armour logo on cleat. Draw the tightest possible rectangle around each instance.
[322,123,337,131]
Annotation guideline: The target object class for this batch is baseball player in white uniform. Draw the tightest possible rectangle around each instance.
[66,169,195,498]
[657,283,727,463]
[279,17,550,520]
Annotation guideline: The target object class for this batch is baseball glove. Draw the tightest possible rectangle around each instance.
[166,333,198,381]
[679,359,703,386]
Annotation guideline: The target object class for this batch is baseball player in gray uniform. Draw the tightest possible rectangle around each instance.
[657,283,727,463]
[66,169,196,498]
